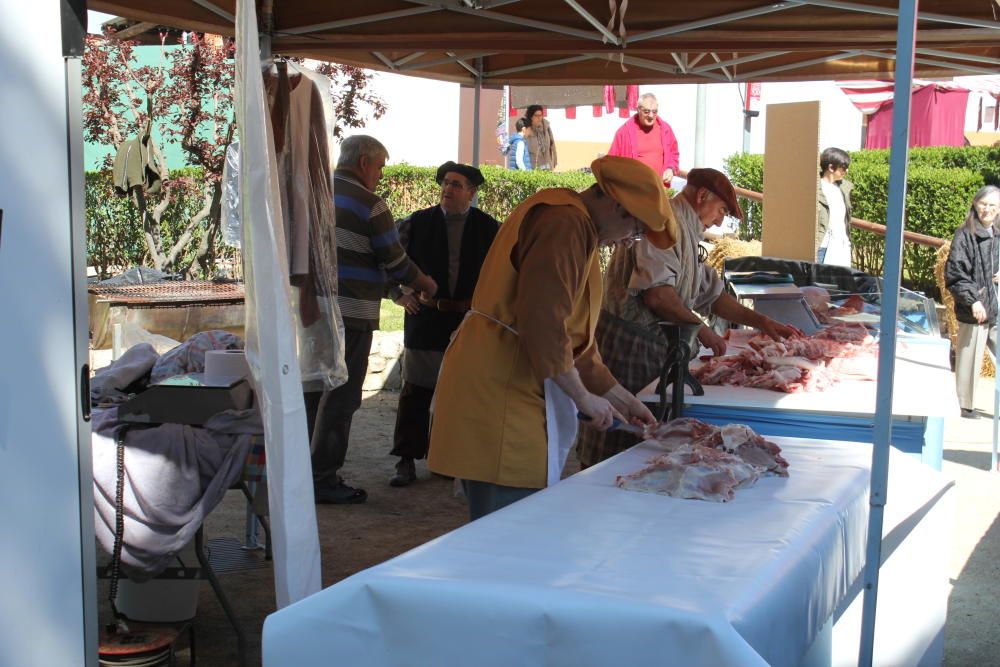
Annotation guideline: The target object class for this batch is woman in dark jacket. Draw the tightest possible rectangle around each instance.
[945,185,1000,418]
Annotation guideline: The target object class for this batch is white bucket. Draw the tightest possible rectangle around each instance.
[114,577,201,623]
[114,540,201,623]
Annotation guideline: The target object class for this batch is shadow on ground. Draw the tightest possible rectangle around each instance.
[943,448,996,471]
[945,510,1000,666]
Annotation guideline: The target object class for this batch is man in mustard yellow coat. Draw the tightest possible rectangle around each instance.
[428,156,679,520]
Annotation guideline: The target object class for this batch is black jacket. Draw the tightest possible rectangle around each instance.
[400,205,499,350]
[945,221,1000,325]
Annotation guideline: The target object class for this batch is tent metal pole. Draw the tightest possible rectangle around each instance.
[993,237,999,473]
[63,1,98,663]
[694,85,707,167]
[472,57,482,167]
[261,0,273,60]
[858,1,918,665]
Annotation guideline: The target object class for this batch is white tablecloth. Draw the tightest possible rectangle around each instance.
[263,438,951,667]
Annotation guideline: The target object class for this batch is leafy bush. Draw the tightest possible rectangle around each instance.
[86,167,237,279]
[723,147,993,293]
[722,152,764,240]
[87,164,597,279]
[849,164,982,292]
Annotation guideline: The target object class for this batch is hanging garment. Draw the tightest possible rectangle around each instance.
[264,63,347,390]
[112,125,164,196]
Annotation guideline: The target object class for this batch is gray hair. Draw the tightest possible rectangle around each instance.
[965,184,1000,233]
[337,135,388,169]
[639,93,658,106]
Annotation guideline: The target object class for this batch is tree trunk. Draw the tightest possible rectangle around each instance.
[133,187,167,270]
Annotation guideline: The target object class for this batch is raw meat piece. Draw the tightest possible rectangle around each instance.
[616,444,760,502]
[706,424,790,477]
[801,286,831,311]
[724,328,758,349]
[647,418,791,478]
[693,322,878,393]
[646,417,718,450]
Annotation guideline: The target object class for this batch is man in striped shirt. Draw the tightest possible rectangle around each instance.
[307,135,438,504]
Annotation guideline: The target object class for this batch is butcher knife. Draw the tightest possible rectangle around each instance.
[577,411,646,436]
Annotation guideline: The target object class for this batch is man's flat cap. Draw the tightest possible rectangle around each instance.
[685,168,743,222]
[436,161,485,187]
[591,155,678,249]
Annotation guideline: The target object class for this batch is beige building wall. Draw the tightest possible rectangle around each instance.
[458,86,505,167]
[762,101,821,262]
[553,140,608,172]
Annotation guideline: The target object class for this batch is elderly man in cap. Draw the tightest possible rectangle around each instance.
[428,156,677,520]
[576,168,800,468]
[386,162,500,487]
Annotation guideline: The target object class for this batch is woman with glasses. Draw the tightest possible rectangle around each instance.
[607,92,680,184]
[523,104,557,171]
[816,147,854,267]
[945,185,1000,419]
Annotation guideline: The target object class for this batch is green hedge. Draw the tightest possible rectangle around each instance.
[86,164,595,279]
[723,147,994,294]
[378,164,596,223]
[86,167,235,279]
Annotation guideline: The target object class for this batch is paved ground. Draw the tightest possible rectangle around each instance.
[938,377,1000,666]
[98,381,1000,666]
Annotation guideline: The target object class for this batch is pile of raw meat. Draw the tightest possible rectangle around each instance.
[814,294,867,325]
[692,322,877,392]
[616,418,789,502]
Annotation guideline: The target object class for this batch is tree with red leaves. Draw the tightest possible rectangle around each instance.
[83,33,386,278]
[83,32,233,277]
[313,61,387,139]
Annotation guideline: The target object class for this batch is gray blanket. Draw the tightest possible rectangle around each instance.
[91,337,261,581]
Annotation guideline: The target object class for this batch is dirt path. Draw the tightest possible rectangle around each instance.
[99,388,1000,666]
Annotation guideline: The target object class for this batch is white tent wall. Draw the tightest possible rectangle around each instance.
[0,1,96,666]
[755,81,865,153]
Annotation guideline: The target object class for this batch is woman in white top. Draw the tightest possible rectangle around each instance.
[816,147,854,267]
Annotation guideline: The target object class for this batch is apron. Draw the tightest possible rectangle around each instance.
[433,309,578,487]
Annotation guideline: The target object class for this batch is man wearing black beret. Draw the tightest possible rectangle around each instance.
[386,162,500,487]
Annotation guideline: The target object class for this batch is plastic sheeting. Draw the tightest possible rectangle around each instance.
[234,0,321,606]
[263,59,347,391]
[224,61,350,392]
[262,438,950,667]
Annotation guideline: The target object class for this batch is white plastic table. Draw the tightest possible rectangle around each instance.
[263,438,952,667]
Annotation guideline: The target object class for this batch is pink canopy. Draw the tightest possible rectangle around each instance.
[864,84,970,149]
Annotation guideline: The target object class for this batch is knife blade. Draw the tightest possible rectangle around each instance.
[576,411,646,436]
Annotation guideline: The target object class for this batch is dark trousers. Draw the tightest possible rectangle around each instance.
[390,381,435,460]
[460,480,538,521]
[304,327,372,487]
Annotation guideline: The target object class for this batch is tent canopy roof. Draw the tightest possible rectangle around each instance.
[91,1,1000,85]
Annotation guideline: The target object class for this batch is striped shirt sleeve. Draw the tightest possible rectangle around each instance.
[370,199,420,286]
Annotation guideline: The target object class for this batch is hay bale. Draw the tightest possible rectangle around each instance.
[705,238,762,276]
[934,241,994,377]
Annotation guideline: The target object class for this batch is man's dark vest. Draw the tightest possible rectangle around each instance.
[403,206,499,351]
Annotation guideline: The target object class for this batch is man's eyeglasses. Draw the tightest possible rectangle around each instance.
[637,107,658,116]
[441,179,468,190]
